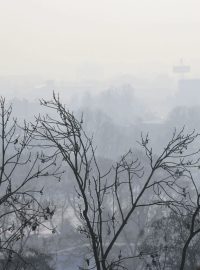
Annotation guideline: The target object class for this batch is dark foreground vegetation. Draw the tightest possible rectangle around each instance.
[0,94,200,270]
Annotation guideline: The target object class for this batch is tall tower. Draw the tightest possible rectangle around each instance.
[173,59,190,79]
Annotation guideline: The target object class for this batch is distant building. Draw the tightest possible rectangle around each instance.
[177,79,200,106]
[173,59,190,80]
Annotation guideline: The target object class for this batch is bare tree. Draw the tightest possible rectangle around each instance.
[0,97,63,269]
[141,207,200,270]
[29,93,200,270]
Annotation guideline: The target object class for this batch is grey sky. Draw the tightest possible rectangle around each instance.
[0,0,200,80]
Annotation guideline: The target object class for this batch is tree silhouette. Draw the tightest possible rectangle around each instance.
[0,97,62,268]
[29,93,200,270]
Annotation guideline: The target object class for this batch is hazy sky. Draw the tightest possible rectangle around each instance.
[0,0,200,80]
